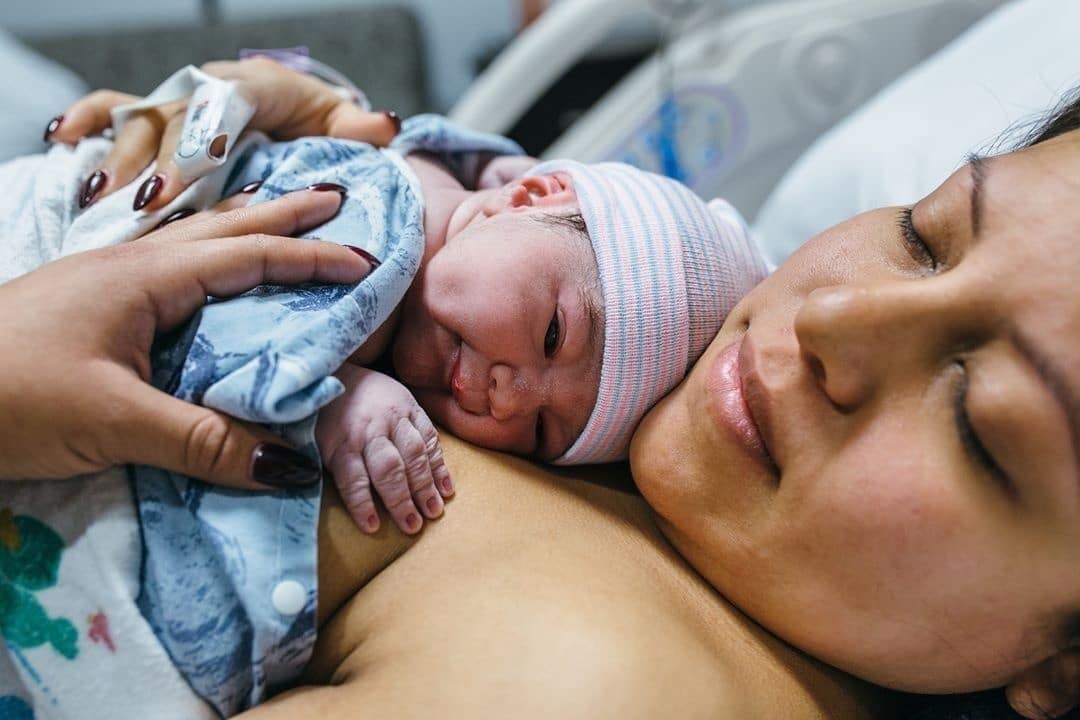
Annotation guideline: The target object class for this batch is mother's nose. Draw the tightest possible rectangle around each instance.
[793,283,945,411]
[488,363,540,421]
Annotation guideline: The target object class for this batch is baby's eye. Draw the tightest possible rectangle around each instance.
[897,207,937,271]
[544,311,560,357]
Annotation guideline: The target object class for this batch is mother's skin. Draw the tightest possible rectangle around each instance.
[244,435,881,719]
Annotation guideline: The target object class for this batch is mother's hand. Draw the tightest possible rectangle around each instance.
[45,57,401,211]
[0,187,373,488]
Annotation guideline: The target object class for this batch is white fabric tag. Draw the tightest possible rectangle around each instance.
[110,65,256,183]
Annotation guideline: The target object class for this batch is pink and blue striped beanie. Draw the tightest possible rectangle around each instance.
[529,161,769,465]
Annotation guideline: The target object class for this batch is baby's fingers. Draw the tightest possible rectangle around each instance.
[393,418,445,521]
[329,451,381,534]
[365,436,424,535]
[412,409,453,498]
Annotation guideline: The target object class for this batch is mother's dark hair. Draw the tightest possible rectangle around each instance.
[1012,85,1080,149]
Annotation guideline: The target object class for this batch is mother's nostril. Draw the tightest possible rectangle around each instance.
[804,351,827,387]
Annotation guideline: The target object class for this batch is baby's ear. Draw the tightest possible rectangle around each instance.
[1005,649,1080,719]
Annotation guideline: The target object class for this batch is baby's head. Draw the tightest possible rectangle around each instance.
[392,161,766,464]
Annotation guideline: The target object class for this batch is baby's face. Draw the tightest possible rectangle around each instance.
[392,173,604,460]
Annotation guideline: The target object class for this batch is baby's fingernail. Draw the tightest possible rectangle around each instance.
[344,245,381,268]
[44,114,63,142]
[250,443,321,488]
[382,110,402,136]
[134,173,164,211]
[239,180,263,193]
[405,512,420,532]
[79,170,107,209]
[426,497,441,515]
[154,208,196,230]
[306,182,347,196]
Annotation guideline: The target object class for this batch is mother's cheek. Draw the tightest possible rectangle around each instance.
[787,432,969,574]
[630,393,700,524]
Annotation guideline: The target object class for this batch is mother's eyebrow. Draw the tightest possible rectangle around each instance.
[966,153,988,239]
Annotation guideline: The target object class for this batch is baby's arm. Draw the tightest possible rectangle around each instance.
[316,364,453,535]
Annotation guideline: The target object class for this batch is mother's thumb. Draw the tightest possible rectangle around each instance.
[119,383,321,490]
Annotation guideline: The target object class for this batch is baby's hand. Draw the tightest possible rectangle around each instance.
[316,365,453,535]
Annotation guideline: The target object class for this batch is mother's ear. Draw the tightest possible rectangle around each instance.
[1006,649,1080,719]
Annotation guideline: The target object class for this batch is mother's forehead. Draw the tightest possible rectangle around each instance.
[948,134,1080,272]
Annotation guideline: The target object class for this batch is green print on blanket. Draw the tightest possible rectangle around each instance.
[0,509,78,659]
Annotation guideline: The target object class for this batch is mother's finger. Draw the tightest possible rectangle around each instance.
[46,89,138,145]
[135,232,372,330]
[149,180,262,232]
[201,58,402,145]
[323,106,402,147]
[136,192,369,330]
[132,107,192,212]
[206,179,265,214]
[113,377,322,490]
[86,102,187,208]
[145,183,345,247]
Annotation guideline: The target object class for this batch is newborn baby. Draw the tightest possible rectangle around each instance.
[310,124,768,535]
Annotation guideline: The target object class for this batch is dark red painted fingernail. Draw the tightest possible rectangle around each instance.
[154,208,196,230]
[382,110,401,135]
[306,182,347,196]
[44,115,63,142]
[405,512,420,530]
[133,173,164,211]
[344,245,381,268]
[239,180,263,194]
[251,443,321,488]
[78,170,107,209]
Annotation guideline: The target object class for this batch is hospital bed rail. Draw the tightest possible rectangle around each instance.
[450,0,1007,219]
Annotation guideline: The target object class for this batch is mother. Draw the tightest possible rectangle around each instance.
[12,59,1080,718]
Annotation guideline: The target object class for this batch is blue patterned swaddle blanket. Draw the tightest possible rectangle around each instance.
[133,115,523,716]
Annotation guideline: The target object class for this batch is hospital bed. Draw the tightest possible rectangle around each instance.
[450,0,1007,221]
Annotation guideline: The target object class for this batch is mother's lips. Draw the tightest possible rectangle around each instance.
[738,334,781,476]
[704,333,780,478]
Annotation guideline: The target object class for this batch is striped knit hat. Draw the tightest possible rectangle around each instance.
[530,161,769,466]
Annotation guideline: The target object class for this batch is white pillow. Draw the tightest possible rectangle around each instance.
[0,27,87,163]
[753,0,1080,268]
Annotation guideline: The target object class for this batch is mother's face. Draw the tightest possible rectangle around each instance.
[631,130,1080,693]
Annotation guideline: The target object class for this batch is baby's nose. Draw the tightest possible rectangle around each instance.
[488,363,537,421]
